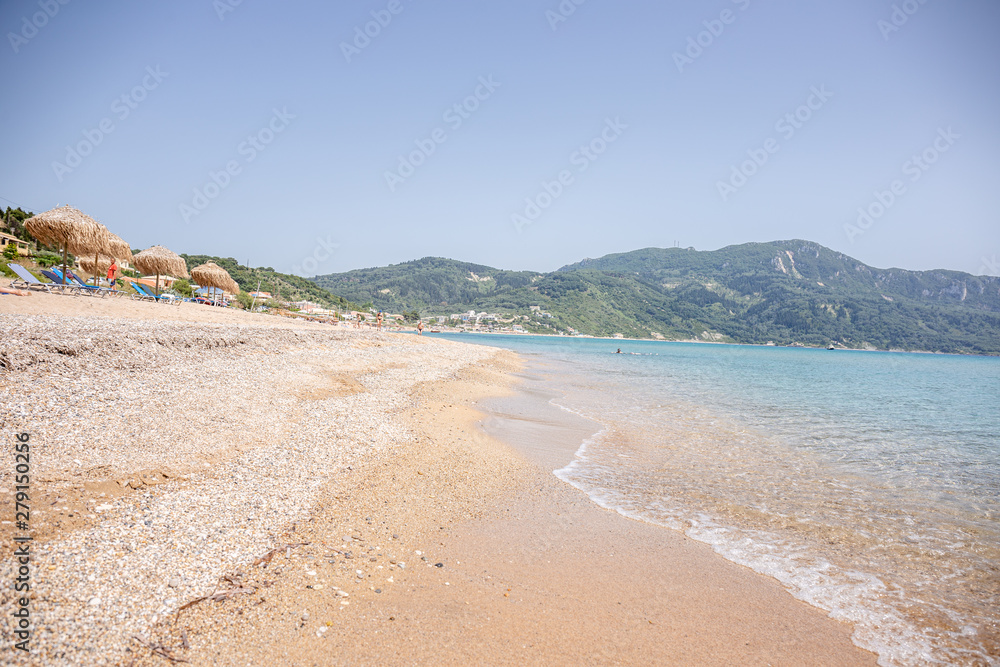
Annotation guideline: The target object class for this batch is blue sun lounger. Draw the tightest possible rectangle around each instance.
[65,269,123,297]
[128,281,159,301]
[130,282,180,304]
[40,270,89,295]
[8,264,78,294]
[45,269,107,297]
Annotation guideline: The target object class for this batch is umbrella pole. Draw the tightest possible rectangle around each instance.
[156,273,160,297]
[93,252,99,286]
[61,245,68,284]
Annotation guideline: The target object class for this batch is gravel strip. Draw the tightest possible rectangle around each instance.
[0,314,493,665]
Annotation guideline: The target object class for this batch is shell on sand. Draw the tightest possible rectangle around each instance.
[133,246,190,279]
[191,262,239,294]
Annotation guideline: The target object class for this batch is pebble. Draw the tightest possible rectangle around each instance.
[0,314,496,665]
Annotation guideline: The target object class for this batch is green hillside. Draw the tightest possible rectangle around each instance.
[311,241,1000,354]
[180,255,363,311]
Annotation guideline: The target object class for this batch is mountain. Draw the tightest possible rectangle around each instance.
[560,242,1000,312]
[310,241,1000,355]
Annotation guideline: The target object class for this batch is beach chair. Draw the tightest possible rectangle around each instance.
[39,269,88,295]
[66,269,123,298]
[128,281,159,302]
[130,282,180,304]
[8,264,77,294]
[50,269,108,297]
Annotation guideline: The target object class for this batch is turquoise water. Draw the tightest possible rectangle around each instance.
[429,333,1000,666]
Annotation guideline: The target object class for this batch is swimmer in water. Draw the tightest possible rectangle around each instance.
[615,348,622,354]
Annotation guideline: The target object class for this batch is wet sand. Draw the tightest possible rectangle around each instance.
[127,355,876,666]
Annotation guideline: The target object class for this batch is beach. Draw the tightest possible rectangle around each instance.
[0,294,875,665]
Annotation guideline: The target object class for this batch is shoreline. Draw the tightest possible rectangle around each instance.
[425,329,981,356]
[130,346,875,665]
[0,298,877,664]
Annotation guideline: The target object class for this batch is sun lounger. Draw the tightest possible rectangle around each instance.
[39,270,88,294]
[65,269,122,298]
[8,264,77,294]
[44,269,106,297]
[130,282,180,304]
[128,281,158,301]
[55,268,108,297]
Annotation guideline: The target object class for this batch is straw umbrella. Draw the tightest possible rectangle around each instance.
[79,254,116,280]
[133,245,189,296]
[24,205,109,284]
[191,262,239,304]
[86,232,133,286]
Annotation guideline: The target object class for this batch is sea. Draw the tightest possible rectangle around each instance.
[427,333,1000,666]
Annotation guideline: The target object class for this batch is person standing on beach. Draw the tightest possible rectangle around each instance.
[377,311,383,331]
[417,320,423,335]
[107,260,118,290]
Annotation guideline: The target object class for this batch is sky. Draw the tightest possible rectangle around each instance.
[1,0,998,277]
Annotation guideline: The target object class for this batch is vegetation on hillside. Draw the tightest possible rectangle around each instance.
[311,241,1000,354]
[180,255,364,311]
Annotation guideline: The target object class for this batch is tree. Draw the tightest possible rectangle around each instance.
[3,241,18,261]
[173,278,193,297]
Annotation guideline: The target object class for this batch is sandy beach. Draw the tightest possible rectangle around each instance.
[0,292,876,665]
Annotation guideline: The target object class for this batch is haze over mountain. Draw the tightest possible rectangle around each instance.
[311,240,1000,355]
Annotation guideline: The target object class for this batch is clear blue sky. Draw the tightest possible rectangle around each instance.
[2,0,998,277]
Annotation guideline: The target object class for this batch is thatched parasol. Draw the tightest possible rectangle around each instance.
[80,234,132,285]
[191,262,239,303]
[79,254,116,279]
[106,233,132,261]
[24,205,109,284]
[83,232,133,286]
[133,245,189,296]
